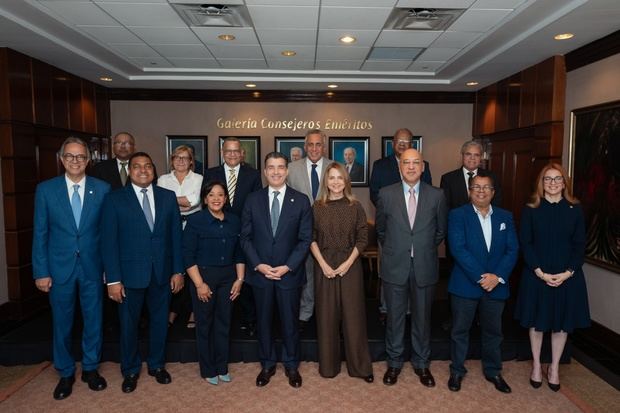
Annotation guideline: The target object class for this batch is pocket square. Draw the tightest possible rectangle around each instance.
[500,223,506,231]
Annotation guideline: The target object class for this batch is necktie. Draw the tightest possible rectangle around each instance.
[120,161,128,186]
[347,164,352,173]
[71,184,81,228]
[141,188,154,231]
[228,168,237,206]
[408,187,417,229]
[270,191,280,236]
[311,163,319,200]
[467,171,474,188]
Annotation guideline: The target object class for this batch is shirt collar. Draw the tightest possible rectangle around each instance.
[65,174,86,189]
[307,157,323,168]
[402,180,420,195]
[472,203,493,217]
[224,163,241,173]
[131,182,153,194]
[462,166,478,176]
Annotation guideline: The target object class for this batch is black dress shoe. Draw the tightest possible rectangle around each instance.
[148,367,172,384]
[448,374,462,392]
[256,366,276,387]
[414,368,436,387]
[285,369,302,388]
[53,376,75,400]
[81,370,107,391]
[298,319,309,333]
[378,312,387,326]
[363,374,374,383]
[382,367,401,385]
[122,373,139,393]
[485,375,512,393]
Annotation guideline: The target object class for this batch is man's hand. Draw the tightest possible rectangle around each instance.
[479,273,500,292]
[270,265,290,279]
[170,274,185,293]
[108,283,125,303]
[35,277,52,293]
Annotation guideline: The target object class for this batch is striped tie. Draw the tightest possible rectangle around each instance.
[228,168,237,206]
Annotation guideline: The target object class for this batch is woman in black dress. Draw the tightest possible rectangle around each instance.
[515,163,590,391]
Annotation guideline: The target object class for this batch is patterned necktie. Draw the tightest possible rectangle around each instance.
[141,188,154,231]
[120,161,128,186]
[228,168,237,206]
[71,184,81,228]
[311,163,319,200]
[270,191,280,236]
[408,187,417,228]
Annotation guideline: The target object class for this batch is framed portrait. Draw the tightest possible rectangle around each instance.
[275,137,305,162]
[329,137,369,186]
[569,100,620,274]
[166,135,207,175]
[219,136,260,170]
[381,135,423,158]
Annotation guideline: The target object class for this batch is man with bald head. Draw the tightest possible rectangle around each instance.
[91,132,136,190]
[376,148,448,388]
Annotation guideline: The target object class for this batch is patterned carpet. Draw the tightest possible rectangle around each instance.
[2,360,618,412]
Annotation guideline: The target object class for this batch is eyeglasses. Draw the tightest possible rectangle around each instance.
[223,149,241,155]
[173,156,191,162]
[470,185,494,192]
[114,141,134,147]
[543,176,564,183]
[463,152,482,158]
[62,153,88,163]
[394,139,412,145]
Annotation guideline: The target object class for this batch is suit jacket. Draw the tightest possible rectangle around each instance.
[447,204,518,300]
[240,186,312,290]
[204,163,262,216]
[346,161,364,182]
[440,167,502,210]
[101,184,184,288]
[32,175,110,283]
[376,181,448,287]
[369,155,432,206]
[287,157,333,204]
[91,158,127,190]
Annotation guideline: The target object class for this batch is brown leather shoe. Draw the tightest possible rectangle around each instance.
[255,366,276,387]
[285,369,302,388]
[382,367,401,385]
[414,368,436,387]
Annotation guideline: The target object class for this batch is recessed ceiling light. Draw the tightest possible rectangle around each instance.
[218,34,236,41]
[55,76,67,81]
[326,92,335,97]
[252,91,261,98]
[554,33,574,40]
[281,50,297,57]
[327,84,338,89]
[339,35,356,44]
[245,83,256,88]
[466,81,479,86]
[99,76,113,82]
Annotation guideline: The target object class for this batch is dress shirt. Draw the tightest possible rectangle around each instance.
[116,158,129,173]
[305,157,324,184]
[472,203,493,252]
[268,185,287,217]
[183,211,243,268]
[157,170,203,214]
[132,183,155,222]
[462,167,478,190]
[65,175,86,208]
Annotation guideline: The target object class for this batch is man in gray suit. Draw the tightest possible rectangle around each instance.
[287,129,333,326]
[376,148,448,387]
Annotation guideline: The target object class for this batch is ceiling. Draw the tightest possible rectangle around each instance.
[0,0,619,92]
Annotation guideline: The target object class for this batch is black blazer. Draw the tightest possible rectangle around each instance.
[91,158,126,190]
[204,164,262,217]
[369,155,432,206]
[440,167,503,210]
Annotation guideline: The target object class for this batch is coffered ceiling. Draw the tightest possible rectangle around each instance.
[0,0,618,91]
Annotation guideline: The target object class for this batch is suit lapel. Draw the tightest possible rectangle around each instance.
[260,188,274,238]
[298,160,313,201]
[152,186,165,232]
[275,187,297,238]
[54,176,78,232]
[80,177,95,229]
[393,184,410,229]
[489,211,501,256]
[468,205,489,257]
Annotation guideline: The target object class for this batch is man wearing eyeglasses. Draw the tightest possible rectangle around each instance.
[91,132,136,190]
[446,171,518,393]
[32,137,111,400]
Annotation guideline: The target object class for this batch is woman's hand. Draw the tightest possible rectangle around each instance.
[196,282,212,302]
[230,279,243,301]
[320,262,337,278]
[333,260,353,277]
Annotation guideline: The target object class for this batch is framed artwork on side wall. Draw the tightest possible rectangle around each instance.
[275,137,305,162]
[219,136,261,170]
[166,135,207,175]
[382,136,423,158]
[328,137,369,187]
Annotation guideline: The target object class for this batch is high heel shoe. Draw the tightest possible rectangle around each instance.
[546,367,560,392]
[530,378,542,389]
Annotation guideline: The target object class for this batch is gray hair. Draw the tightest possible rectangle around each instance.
[59,137,90,160]
[305,129,326,144]
[460,140,483,155]
[344,147,357,156]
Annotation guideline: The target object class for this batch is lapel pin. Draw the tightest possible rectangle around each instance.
[291,198,295,202]
[89,190,93,194]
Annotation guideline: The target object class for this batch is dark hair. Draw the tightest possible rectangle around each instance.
[469,169,495,188]
[263,151,289,167]
[128,151,153,167]
[200,180,229,209]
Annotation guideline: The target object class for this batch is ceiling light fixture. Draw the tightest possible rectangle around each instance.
[281,50,297,57]
[339,35,356,44]
[99,76,113,82]
[252,91,261,98]
[327,84,338,89]
[326,92,335,97]
[245,83,256,88]
[554,33,574,40]
[466,81,479,86]
[218,34,236,41]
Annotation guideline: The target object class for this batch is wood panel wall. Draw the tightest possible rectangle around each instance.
[0,48,111,320]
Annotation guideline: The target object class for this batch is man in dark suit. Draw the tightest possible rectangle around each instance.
[101,152,185,393]
[32,137,110,400]
[343,146,364,182]
[376,148,448,388]
[205,137,262,334]
[241,152,312,388]
[91,132,135,190]
[439,140,502,210]
[446,172,518,393]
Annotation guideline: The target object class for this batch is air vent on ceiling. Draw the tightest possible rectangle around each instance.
[170,3,252,27]
[385,8,465,31]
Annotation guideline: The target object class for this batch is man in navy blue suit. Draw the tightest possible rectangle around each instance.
[101,152,184,393]
[446,172,518,393]
[241,152,312,388]
[33,137,110,400]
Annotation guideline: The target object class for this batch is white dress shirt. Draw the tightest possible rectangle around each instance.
[157,170,203,215]
[472,203,493,252]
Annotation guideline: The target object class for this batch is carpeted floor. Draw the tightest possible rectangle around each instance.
[1,360,618,412]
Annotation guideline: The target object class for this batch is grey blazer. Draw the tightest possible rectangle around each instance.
[376,181,448,287]
[287,157,334,204]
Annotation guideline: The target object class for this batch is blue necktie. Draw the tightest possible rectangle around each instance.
[71,184,81,228]
[270,191,280,236]
[141,188,154,231]
[311,163,319,200]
